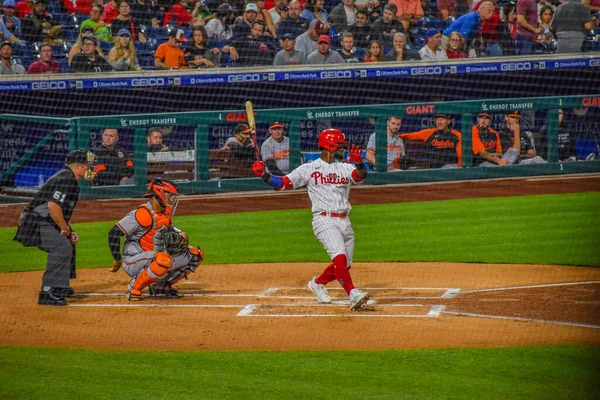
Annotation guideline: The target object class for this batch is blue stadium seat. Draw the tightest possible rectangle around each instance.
[62,27,80,41]
[139,54,157,68]
[71,13,90,27]
[353,47,366,57]
[45,1,63,15]
[55,13,75,28]
[144,26,169,40]
[207,38,226,49]
[51,43,69,58]
[12,44,33,58]
[58,58,69,73]
[134,41,152,55]
[99,41,113,54]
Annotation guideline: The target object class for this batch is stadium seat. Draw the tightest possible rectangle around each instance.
[139,54,157,69]
[353,47,366,57]
[99,41,113,54]
[134,41,152,55]
[62,27,80,41]
[55,13,75,28]
[12,44,33,58]
[144,26,169,40]
[50,43,69,58]
[58,58,69,73]
[71,13,90,27]
[45,1,63,15]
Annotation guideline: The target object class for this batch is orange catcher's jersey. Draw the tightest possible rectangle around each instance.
[117,202,171,257]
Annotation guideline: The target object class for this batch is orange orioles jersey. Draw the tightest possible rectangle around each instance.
[400,128,463,168]
[472,126,503,166]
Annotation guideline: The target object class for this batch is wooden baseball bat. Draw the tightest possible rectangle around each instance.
[245,101,261,161]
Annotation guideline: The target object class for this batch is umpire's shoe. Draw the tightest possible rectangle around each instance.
[38,287,67,306]
[58,287,76,298]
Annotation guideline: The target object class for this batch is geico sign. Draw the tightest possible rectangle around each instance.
[501,62,532,71]
[32,81,66,90]
[410,66,442,75]
[590,59,599,67]
[320,70,352,79]
[131,78,165,87]
[228,74,261,82]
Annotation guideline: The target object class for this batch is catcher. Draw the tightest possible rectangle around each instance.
[108,178,204,300]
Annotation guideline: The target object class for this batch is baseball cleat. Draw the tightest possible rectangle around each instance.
[148,282,183,298]
[308,277,331,304]
[349,289,370,311]
[38,290,67,306]
[128,290,142,301]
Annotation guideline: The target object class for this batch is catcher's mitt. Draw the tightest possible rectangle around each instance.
[162,231,189,254]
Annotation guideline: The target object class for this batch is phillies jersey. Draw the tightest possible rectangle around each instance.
[286,158,363,214]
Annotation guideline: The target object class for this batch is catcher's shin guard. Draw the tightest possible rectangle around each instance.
[128,252,172,301]
[188,245,204,270]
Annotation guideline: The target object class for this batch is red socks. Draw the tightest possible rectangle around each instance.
[315,263,336,285]
[317,254,355,295]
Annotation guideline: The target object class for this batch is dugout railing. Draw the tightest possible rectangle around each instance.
[1,94,599,200]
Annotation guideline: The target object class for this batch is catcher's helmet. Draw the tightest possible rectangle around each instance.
[65,149,90,165]
[144,178,179,216]
[318,129,348,152]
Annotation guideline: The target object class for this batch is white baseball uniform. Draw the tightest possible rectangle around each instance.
[286,158,364,266]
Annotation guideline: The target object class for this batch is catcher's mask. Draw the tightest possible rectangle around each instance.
[318,129,348,152]
[65,149,97,182]
[144,178,179,216]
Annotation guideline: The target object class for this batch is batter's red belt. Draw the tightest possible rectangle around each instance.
[320,212,348,218]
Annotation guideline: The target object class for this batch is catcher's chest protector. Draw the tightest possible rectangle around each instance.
[138,204,171,251]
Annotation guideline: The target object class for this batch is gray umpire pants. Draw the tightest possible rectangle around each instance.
[38,222,75,289]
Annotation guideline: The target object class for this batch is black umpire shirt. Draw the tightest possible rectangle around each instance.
[93,144,134,186]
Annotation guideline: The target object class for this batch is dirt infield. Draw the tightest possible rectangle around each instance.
[1,174,599,351]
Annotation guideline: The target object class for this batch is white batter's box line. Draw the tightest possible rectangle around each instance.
[462,280,600,294]
[441,310,600,330]
[273,287,456,291]
[237,303,445,318]
[68,304,246,308]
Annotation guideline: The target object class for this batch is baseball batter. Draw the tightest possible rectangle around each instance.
[252,129,370,311]
[108,178,204,300]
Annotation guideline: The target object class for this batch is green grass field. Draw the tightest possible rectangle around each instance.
[1,192,599,399]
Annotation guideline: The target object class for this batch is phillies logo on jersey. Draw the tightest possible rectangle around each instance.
[431,138,455,149]
[311,171,350,185]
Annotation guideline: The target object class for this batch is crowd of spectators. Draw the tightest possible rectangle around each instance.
[0,0,598,74]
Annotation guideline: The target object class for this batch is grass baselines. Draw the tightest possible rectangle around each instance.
[1,192,599,272]
[0,345,598,400]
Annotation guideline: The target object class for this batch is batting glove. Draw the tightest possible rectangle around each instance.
[252,161,265,177]
[348,145,363,164]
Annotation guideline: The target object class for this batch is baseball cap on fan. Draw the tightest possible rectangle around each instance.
[245,3,258,12]
[310,19,325,35]
[3,0,16,7]
[169,28,188,42]
[317,35,331,44]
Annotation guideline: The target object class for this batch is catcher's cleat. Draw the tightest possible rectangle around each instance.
[148,282,183,298]
[128,290,143,301]
[349,288,370,311]
[308,277,331,304]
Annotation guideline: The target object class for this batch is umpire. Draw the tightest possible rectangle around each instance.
[13,149,95,306]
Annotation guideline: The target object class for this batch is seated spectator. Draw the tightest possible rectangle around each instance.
[69,26,106,65]
[498,1,517,56]
[384,31,421,60]
[306,34,345,63]
[436,0,455,21]
[471,112,510,166]
[261,121,290,175]
[111,1,146,43]
[108,28,141,71]
[268,0,289,27]
[154,28,187,69]
[499,111,547,164]
[184,25,218,68]
[205,3,235,41]
[399,114,463,169]
[93,128,134,186]
[273,32,306,64]
[445,31,468,58]
[370,3,405,47]
[62,0,92,15]
[345,9,371,48]
[339,32,363,62]
[232,2,259,40]
[0,40,25,74]
[80,4,112,43]
[101,0,120,25]
[16,0,32,19]
[27,43,61,73]
[229,20,276,66]
[0,18,21,45]
[256,0,277,36]
[147,127,169,152]
[363,39,385,61]
[221,123,255,160]
[70,36,114,72]
[551,0,594,53]
[390,0,424,32]
[130,0,159,29]
[366,116,406,171]
[276,0,309,39]
[294,19,323,55]
[163,0,195,27]
[442,1,495,51]
[328,0,356,34]
[301,0,329,27]
[418,28,448,60]
[2,0,21,38]
[21,0,63,43]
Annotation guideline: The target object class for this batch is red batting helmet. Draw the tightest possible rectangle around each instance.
[318,129,348,152]
[144,178,179,216]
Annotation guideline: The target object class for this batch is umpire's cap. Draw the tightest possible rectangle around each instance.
[65,149,90,165]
